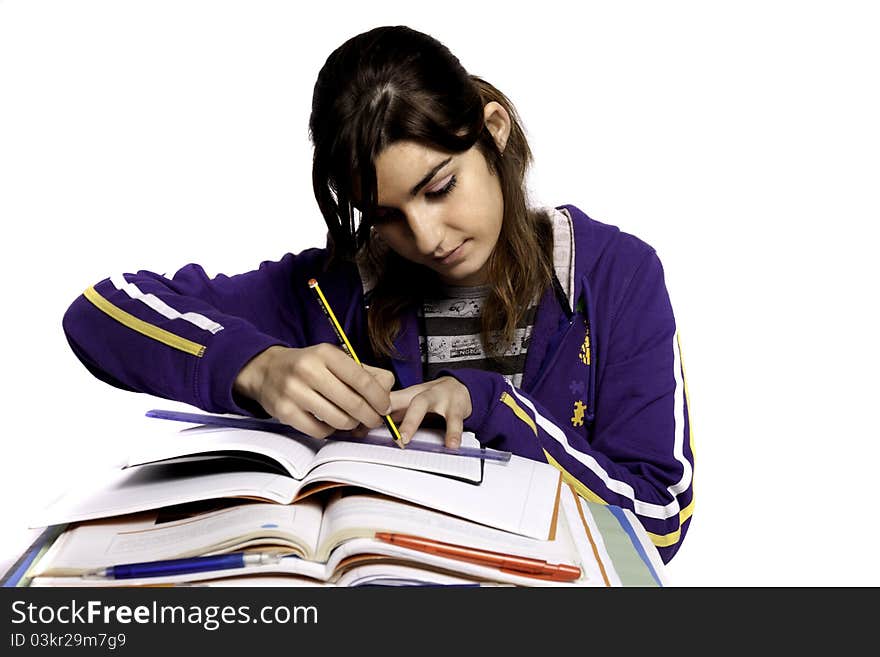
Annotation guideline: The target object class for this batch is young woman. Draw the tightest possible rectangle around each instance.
[62,25,694,563]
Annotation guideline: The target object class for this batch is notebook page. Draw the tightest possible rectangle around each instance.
[299,455,558,539]
[311,427,481,483]
[126,425,481,482]
[126,426,321,479]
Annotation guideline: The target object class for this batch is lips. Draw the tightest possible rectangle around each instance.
[435,241,467,266]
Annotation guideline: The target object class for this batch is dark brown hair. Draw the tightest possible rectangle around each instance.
[309,26,553,360]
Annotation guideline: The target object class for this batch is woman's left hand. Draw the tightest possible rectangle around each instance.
[387,376,473,449]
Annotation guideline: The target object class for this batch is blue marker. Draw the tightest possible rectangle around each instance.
[84,552,281,580]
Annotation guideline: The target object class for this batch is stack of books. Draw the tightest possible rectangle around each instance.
[16,411,667,587]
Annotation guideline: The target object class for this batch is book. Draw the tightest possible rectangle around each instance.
[31,422,559,540]
[27,482,597,587]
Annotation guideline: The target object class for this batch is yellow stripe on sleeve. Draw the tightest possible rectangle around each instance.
[677,331,696,514]
[645,498,694,547]
[499,388,691,550]
[544,451,608,505]
[500,391,608,504]
[499,392,536,433]
[83,285,206,357]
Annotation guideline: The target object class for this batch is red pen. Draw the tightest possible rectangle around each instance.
[375,532,581,582]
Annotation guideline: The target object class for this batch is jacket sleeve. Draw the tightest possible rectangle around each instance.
[444,252,694,563]
[62,253,314,416]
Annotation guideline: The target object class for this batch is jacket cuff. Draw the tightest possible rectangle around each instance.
[194,326,289,416]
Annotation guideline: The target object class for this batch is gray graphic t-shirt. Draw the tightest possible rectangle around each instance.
[419,284,537,388]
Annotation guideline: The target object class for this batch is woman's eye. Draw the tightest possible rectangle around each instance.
[371,174,457,224]
[425,175,457,199]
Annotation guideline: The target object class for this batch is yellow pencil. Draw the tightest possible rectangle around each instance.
[308,278,405,449]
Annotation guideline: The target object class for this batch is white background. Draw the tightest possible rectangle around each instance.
[1,1,878,586]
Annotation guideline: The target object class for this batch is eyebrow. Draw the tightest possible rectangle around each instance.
[409,157,452,197]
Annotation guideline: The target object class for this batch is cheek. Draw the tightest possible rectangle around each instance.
[465,182,503,240]
[463,169,502,218]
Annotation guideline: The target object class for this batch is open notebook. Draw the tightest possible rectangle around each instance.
[32,423,559,540]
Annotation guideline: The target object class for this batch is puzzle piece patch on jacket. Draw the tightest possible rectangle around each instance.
[571,400,588,427]
[578,332,591,365]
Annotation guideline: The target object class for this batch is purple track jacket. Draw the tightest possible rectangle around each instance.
[62,204,695,562]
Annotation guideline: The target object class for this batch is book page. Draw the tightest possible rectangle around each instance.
[310,427,481,483]
[29,442,483,529]
[126,426,322,479]
[29,461,303,527]
[31,500,325,577]
[125,425,482,482]
[314,491,577,563]
[334,562,482,587]
[298,454,559,539]
[193,574,335,587]
[324,538,582,587]
[28,554,329,588]
[31,435,550,538]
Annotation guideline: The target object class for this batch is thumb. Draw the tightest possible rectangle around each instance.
[363,364,396,392]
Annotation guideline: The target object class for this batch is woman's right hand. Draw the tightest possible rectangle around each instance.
[233,344,396,439]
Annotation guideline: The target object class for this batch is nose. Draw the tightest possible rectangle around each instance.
[406,208,444,257]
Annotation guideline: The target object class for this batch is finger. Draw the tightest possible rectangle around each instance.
[304,389,361,432]
[389,382,433,413]
[324,351,392,415]
[397,393,430,445]
[363,364,396,392]
[274,405,336,440]
[349,423,370,439]
[444,413,464,450]
[311,372,385,429]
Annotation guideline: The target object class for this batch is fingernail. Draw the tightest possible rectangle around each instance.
[450,438,461,449]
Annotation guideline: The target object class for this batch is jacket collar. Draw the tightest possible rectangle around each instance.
[557,203,618,312]
[550,206,576,316]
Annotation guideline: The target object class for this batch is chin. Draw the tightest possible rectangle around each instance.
[443,265,489,287]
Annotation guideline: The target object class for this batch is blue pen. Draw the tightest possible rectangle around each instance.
[84,552,281,580]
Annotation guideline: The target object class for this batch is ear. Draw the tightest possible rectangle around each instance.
[483,101,511,154]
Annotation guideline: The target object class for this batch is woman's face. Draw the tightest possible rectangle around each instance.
[371,140,504,287]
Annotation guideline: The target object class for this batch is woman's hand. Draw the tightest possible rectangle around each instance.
[387,376,472,449]
[233,344,396,439]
